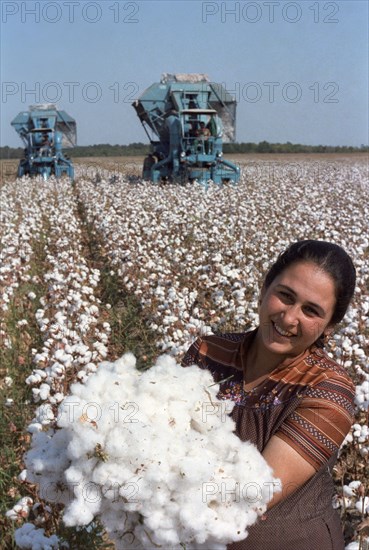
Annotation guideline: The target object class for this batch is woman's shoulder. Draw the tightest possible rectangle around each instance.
[305,347,355,391]
[295,348,356,418]
[270,346,355,404]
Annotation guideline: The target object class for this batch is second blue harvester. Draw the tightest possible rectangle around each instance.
[132,73,240,184]
[11,104,76,180]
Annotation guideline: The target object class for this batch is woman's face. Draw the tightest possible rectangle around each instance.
[257,261,336,358]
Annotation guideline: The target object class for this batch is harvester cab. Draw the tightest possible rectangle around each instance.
[133,74,240,185]
[11,104,76,180]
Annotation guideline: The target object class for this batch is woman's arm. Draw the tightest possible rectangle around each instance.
[262,365,355,510]
[262,435,316,509]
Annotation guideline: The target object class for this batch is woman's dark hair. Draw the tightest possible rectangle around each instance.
[264,240,356,326]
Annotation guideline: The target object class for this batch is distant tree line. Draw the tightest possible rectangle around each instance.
[69,143,150,157]
[223,141,369,154]
[0,143,150,159]
[1,147,24,159]
[1,141,368,159]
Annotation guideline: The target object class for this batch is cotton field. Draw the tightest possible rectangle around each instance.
[1,156,368,549]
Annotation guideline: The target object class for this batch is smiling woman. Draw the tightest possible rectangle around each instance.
[182,240,357,550]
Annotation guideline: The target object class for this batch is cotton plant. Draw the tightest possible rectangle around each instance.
[24,353,279,550]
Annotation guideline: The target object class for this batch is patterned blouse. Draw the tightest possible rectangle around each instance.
[182,330,355,550]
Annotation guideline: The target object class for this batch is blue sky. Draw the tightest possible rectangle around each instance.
[1,0,368,147]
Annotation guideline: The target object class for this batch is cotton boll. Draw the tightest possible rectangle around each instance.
[14,523,59,549]
[166,400,192,429]
[85,362,97,372]
[104,426,135,458]
[160,528,183,546]
[25,430,69,478]
[154,353,178,370]
[113,352,137,373]
[179,499,214,534]
[62,497,98,527]
[355,496,369,514]
[18,469,28,481]
[25,373,42,385]
[27,422,43,433]
[50,392,64,404]
[150,465,177,499]
[57,396,85,428]
[192,400,234,434]
[106,471,143,504]
[145,509,174,532]
[343,480,362,497]
[146,476,174,506]
[69,376,104,401]
[177,455,214,485]
[36,404,55,425]
[92,460,134,489]
[135,394,166,425]
[66,429,103,460]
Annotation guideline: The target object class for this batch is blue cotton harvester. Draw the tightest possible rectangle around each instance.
[11,104,76,180]
[132,73,240,185]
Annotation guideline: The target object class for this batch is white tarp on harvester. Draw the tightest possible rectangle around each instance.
[161,73,210,83]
